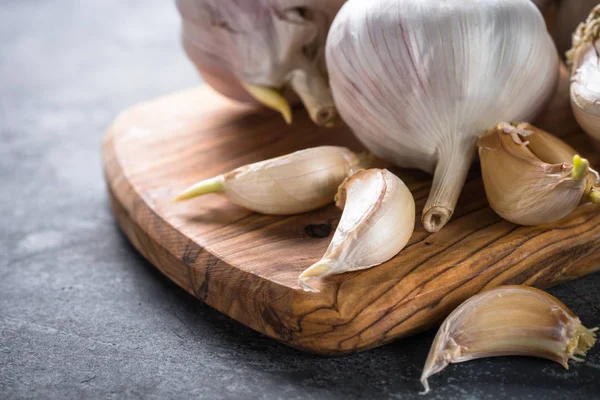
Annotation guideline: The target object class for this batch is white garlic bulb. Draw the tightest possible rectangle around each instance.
[299,169,415,292]
[174,146,371,215]
[568,5,600,152]
[327,0,559,233]
[176,0,345,126]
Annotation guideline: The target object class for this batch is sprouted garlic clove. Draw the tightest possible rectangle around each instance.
[421,285,598,394]
[241,83,293,125]
[298,169,415,292]
[478,123,599,226]
[174,146,372,215]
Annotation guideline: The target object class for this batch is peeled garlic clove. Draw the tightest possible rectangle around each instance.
[241,83,293,125]
[421,285,597,394]
[174,146,371,215]
[568,5,600,151]
[176,0,344,126]
[327,0,558,233]
[478,123,598,226]
[298,169,415,292]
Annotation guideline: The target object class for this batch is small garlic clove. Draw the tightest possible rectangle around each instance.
[478,123,598,226]
[298,169,415,292]
[568,5,600,151]
[174,146,371,215]
[241,83,293,125]
[421,285,597,394]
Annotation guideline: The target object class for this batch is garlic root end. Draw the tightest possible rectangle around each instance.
[241,83,293,125]
[174,176,225,202]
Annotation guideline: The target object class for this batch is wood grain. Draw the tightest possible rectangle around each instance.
[103,70,600,356]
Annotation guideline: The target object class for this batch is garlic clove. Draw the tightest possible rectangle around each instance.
[174,146,371,215]
[421,285,597,394]
[298,169,415,292]
[241,83,293,125]
[568,5,600,152]
[478,123,598,226]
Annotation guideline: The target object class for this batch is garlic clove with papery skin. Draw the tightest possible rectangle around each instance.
[298,169,415,292]
[421,285,597,394]
[568,5,600,152]
[174,146,372,215]
[176,0,345,126]
[327,0,559,233]
[478,123,599,226]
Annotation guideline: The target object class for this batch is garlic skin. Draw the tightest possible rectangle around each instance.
[327,0,559,233]
[478,123,599,226]
[174,146,370,215]
[421,285,597,394]
[176,0,345,126]
[568,5,600,151]
[299,169,415,292]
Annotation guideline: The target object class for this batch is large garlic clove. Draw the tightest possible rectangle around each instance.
[478,123,599,226]
[421,285,597,394]
[568,5,600,152]
[241,83,293,125]
[298,169,415,292]
[176,0,344,127]
[327,0,558,233]
[174,146,371,215]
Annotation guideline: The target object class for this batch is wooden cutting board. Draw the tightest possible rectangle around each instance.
[103,71,600,356]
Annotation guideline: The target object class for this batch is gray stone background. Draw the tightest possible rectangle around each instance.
[1,1,599,399]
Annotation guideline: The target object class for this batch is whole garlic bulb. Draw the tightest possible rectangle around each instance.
[568,5,600,152]
[176,0,345,126]
[326,0,559,232]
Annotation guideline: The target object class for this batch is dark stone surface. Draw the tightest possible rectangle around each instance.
[0,1,599,399]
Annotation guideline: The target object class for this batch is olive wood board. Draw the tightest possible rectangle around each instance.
[103,74,600,356]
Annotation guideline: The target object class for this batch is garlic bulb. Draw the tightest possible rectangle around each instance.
[174,146,371,215]
[478,123,599,226]
[421,285,597,394]
[568,5,600,152]
[176,0,345,126]
[327,0,559,233]
[299,169,415,292]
